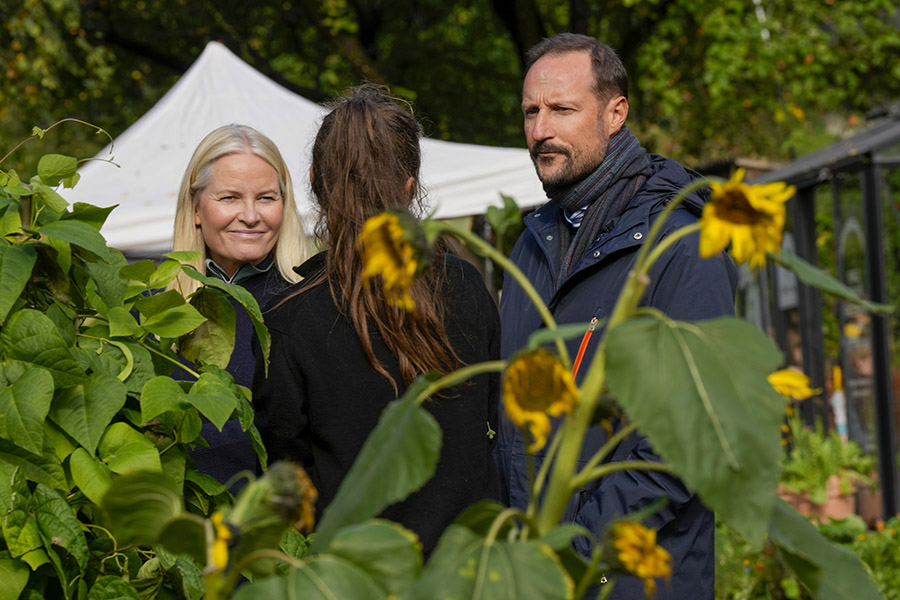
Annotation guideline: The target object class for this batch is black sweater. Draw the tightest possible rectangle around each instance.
[253,252,501,555]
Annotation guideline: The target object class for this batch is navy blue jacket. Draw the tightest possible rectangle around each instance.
[497,155,738,599]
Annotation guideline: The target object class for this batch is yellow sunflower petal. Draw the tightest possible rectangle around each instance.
[768,369,819,399]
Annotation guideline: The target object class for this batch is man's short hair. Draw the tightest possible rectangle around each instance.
[525,33,628,103]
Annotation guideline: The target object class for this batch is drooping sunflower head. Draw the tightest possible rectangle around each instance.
[699,168,795,269]
[358,210,430,311]
[607,521,672,598]
[502,348,579,451]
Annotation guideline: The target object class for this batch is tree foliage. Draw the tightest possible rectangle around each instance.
[2,0,899,171]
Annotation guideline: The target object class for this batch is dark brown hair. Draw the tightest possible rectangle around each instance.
[525,33,628,103]
[306,85,460,391]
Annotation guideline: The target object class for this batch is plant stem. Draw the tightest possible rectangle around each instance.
[573,422,639,486]
[413,360,506,405]
[433,221,569,364]
[639,222,701,277]
[573,546,605,599]
[572,460,673,490]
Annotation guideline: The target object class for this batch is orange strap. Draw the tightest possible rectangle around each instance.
[571,317,599,379]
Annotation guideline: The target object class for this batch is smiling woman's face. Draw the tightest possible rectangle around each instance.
[194,153,284,277]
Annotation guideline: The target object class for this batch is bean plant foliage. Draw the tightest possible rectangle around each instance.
[0,123,277,599]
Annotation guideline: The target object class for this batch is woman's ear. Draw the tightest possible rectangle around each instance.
[405,176,415,202]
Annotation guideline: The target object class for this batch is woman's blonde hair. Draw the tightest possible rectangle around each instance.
[171,124,308,296]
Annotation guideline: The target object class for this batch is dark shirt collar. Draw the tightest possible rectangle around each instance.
[206,254,275,285]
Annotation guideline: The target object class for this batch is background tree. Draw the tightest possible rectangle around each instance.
[3,0,900,173]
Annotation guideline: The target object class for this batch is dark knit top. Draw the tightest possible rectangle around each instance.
[252,252,501,555]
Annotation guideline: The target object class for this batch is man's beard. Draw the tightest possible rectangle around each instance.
[530,139,607,187]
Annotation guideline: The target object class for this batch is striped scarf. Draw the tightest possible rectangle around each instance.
[544,127,651,283]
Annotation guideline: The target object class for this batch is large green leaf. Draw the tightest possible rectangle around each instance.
[0,437,67,490]
[0,462,14,516]
[186,371,238,430]
[232,556,385,600]
[182,265,270,371]
[135,290,207,338]
[605,315,785,547]
[0,309,86,387]
[0,243,36,324]
[33,484,89,569]
[414,525,573,599]
[0,363,54,454]
[37,154,78,187]
[147,259,183,290]
[311,386,442,552]
[84,251,128,310]
[48,372,126,454]
[97,423,161,475]
[180,288,236,369]
[85,576,140,600]
[327,520,422,596]
[35,219,110,261]
[769,498,882,600]
[69,448,113,505]
[156,514,207,564]
[101,471,183,546]
[0,558,30,600]
[107,306,143,338]
[775,249,894,315]
[141,376,191,423]
[32,182,69,214]
[62,203,116,231]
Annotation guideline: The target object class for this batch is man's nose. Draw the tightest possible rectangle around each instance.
[530,111,553,141]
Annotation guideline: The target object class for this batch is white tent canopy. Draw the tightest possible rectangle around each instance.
[65,41,545,255]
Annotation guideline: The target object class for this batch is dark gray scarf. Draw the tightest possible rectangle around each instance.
[544,127,652,285]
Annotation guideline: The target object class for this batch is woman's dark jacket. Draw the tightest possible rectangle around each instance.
[253,252,501,555]
[497,155,738,600]
[189,262,290,489]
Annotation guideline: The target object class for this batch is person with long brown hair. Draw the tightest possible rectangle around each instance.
[252,86,500,555]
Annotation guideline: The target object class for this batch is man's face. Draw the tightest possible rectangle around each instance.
[522,51,619,187]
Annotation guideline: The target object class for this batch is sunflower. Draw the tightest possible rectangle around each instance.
[358,212,422,311]
[699,168,795,269]
[768,368,820,399]
[502,349,579,452]
[609,521,672,598]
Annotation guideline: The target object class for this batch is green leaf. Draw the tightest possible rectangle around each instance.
[140,376,190,423]
[164,250,202,263]
[0,437,67,490]
[62,203,116,230]
[135,290,207,338]
[2,508,43,560]
[0,558,30,600]
[84,251,128,310]
[42,235,72,277]
[0,243,37,324]
[180,288,236,369]
[44,420,77,462]
[33,484,89,569]
[48,372,126,454]
[101,471,182,546]
[35,219,110,261]
[775,249,894,314]
[415,526,572,599]
[118,259,157,282]
[0,309,86,387]
[148,259,183,289]
[97,423,161,475]
[526,321,594,351]
[769,498,882,600]
[156,514,208,564]
[311,387,442,552]
[605,315,785,548]
[108,306,143,337]
[0,462,14,516]
[327,520,422,596]
[69,448,113,505]
[187,371,238,430]
[32,183,69,214]
[37,154,78,187]
[233,556,385,600]
[182,266,269,371]
[86,576,140,600]
[0,363,54,454]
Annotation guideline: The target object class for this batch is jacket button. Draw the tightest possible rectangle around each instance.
[633,232,643,240]
[533,213,541,218]
[546,235,553,241]
[593,250,600,258]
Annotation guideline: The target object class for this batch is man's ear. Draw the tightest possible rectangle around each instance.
[605,96,629,136]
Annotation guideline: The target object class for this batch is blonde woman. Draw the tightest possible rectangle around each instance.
[172,124,308,487]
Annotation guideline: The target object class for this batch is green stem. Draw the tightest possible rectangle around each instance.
[573,422,639,486]
[413,360,506,405]
[639,222,701,277]
[528,425,566,519]
[0,118,114,167]
[573,546,605,599]
[473,507,530,598]
[433,221,569,364]
[572,460,673,490]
